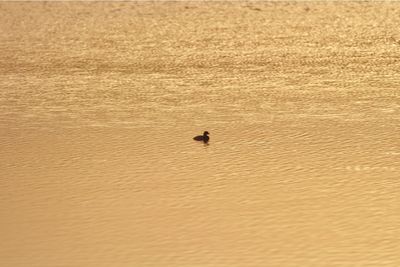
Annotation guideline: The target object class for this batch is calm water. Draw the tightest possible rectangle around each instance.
[1,2,399,266]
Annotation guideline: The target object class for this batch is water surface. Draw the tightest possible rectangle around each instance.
[0,2,399,266]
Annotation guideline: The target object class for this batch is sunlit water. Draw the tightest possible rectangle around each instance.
[0,2,399,267]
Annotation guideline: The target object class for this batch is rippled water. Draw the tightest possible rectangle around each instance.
[1,2,399,267]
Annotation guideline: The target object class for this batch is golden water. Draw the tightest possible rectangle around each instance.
[0,2,399,266]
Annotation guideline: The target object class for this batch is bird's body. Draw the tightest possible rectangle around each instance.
[193,131,210,143]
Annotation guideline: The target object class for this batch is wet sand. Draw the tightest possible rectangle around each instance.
[0,2,399,267]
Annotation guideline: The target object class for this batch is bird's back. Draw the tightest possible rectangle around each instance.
[193,135,204,141]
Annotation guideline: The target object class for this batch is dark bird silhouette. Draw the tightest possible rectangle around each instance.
[193,131,210,143]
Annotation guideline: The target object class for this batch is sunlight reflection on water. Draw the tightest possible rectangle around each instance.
[0,2,399,267]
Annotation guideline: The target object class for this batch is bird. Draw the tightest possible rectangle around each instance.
[193,131,210,143]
